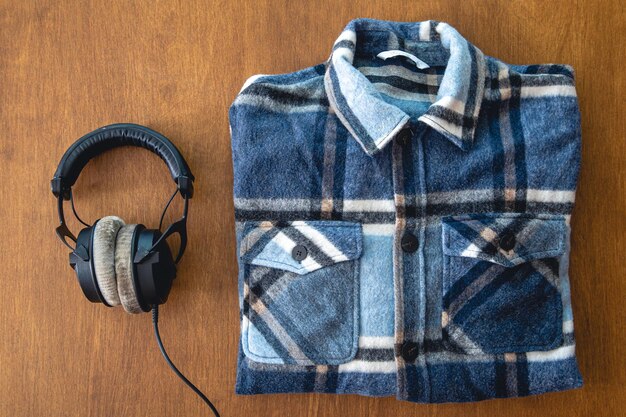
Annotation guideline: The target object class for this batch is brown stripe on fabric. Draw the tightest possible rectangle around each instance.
[321,108,337,219]
[444,322,484,353]
[391,137,408,397]
[497,66,517,212]
[391,138,407,340]
[445,263,501,320]
[313,365,328,392]
[244,282,310,362]
[504,353,519,397]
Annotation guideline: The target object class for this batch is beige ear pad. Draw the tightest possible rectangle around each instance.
[92,216,125,306]
[114,224,143,314]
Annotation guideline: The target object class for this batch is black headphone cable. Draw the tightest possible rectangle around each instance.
[152,305,221,417]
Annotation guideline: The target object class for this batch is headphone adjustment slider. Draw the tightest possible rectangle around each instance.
[177,176,194,198]
[51,177,71,200]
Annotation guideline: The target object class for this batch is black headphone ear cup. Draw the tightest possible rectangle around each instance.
[134,228,176,307]
[72,225,104,304]
[114,224,144,314]
[92,216,125,306]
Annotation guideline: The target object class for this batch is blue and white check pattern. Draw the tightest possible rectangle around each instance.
[230,19,583,403]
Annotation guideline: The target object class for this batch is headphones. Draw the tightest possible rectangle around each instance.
[52,124,220,415]
[51,123,194,313]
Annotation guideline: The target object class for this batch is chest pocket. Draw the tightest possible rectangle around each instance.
[441,213,566,354]
[239,220,362,365]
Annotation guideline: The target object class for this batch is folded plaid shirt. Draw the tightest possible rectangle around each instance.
[229,18,583,403]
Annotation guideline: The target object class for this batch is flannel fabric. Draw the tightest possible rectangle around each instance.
[229,18,583,403]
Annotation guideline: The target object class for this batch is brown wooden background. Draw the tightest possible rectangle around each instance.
[1,1,624,416]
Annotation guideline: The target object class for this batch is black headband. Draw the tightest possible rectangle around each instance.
[51,123,194,200]
[52,124,194,255]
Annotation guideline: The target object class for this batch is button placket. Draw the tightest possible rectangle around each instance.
[391,124,431,401]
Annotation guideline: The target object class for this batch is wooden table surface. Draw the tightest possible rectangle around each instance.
[1,1,624,416]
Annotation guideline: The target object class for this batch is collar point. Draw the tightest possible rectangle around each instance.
[418,116,476,151]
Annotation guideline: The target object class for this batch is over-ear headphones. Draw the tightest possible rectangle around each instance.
[52,124,220,415]
[51,123,194,313]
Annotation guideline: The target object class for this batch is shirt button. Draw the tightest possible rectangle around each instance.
[401,232,419,253]
[396,128,412,146]
[401,341,419,362]
[291,245,308,261]
[499,232,516,251]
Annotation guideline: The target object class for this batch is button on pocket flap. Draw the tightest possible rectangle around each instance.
[240,220,362,275]
[442,213,566,267]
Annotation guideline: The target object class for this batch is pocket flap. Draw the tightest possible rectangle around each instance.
[442,213,566,267]
[240,220,362,274]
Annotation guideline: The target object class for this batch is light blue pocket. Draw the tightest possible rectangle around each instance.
[441,213,566,354]
[239,220,362,365]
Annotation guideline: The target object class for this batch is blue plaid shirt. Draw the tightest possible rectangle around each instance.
[230,19,583,403]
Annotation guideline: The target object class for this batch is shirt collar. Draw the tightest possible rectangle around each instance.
[324,19,487,156]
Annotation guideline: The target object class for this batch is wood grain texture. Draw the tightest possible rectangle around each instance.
[0,1,624,416]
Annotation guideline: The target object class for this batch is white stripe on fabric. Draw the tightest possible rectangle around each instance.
[521,85,577,98]
[420,114,463,139]
[299,256,323,272]
[357,65,442,86]
[435,95,466,114]
[460,243,482,257]
[238,222,397,232]
[333,29,356,47]
[240,74,268,93]
[234,198,314,211]
[272,231,322,272]
[234,190,574,212]
[446,324,485,354]
[338,360,397,374]
[362,224,395,235]
[563,320,574,333]
[293,222,348,261]
[342,199,396,212]
[526,189,576,203]
[333,30,356,61]
[526,345,576,362]
[233,95,328,114]
[358,336,395,349]
[419,20,431,41]
[432,188,574,204]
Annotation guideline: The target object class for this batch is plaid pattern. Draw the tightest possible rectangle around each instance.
[230,19,582,403]
[325,19,486,154]
[442,213,566,267]
[240,221,361,365]
[240,220,362,274]
[441,213,565,355]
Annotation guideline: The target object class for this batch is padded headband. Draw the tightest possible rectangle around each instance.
[51,123,194,199]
